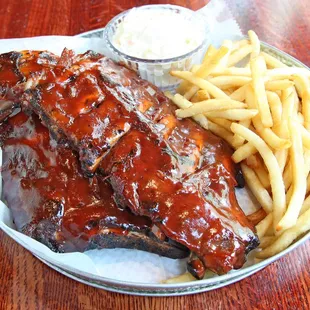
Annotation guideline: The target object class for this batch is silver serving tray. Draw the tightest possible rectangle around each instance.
[3,28,310,296]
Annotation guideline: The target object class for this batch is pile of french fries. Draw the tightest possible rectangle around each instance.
[167,30,310,266]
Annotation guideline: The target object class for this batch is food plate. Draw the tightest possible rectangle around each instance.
[33,233,307,296]
[76,29,310,295]
[0,28,309,296]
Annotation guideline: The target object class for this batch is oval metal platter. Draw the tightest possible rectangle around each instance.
[3,28,309,296]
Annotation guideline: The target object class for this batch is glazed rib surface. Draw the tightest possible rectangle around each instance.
[0,112,188,258]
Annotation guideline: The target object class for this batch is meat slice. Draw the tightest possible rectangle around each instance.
[21,50,135,174]
[98,62,259,275]
[0,52,24,95]
[0,51,59,122]
[0,50,58,94]
[0,112,188,258]
[100,128,258,275]
[1,49,259,277]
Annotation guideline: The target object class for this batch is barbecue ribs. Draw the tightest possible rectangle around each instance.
[0,49,259,278]
[0,111,188,257]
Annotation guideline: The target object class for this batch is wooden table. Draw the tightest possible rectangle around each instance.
[0,0,309,309]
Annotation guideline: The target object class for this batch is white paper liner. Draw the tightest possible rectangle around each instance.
[0,1,261,284]
[198,0,243,45]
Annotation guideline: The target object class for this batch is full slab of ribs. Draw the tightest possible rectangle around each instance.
[0,49,259,278]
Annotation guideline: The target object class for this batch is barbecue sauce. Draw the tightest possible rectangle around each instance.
[1,112,151,252]
[0,50,58,95]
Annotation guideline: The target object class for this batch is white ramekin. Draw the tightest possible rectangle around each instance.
[104,5,210,91]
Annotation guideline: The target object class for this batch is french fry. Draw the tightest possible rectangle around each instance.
[191,114,209,131]
[266,91,282,126]
[177,47,215,95]
[283,159,292,190]
[277,119,307,231]
[281,86,293,101]
[163,272,196,284]
[191,93,201,103]
[241,164,273,214]
[170,94,209,129]
[254,104,287,147]
[175,99,246,118]
[266,67,310,79]
[231,123,286,230]
[265,80,294,91]
[191,89,210,103]
[264,224,276,237]
[177,61,203,96]
[232,142,257,163]
[230,84,249,101]
[248,30,260,59]
[231,119,251,148]
[250,56,273,127]
[286,149,310,204]
[204,109,258,121]
[300,194,310,215]
[232,39,250,51]
[281,89,295,121]
[170,71,230,99]
[246,86,291,150]
[228,44,252,67]
[259,236,276,249]
[202,44,217,64]
[256,207,310,258]
[184,87,199,100]
[177,64,201,97]
[271,90,293,172]
[218,40,233,68]
[274,149,288,174]
[208,120,235,147]
[183,46,231,99]
[211,67,251,77]
[299,123,310,149]
[256,213,273,239]
[261,52,288,69]
[191,65,200,73]
[196,46,230,78]
[293,75,310,130]
[208,117,232,131]
[271,90,294,150]
[208,76,251,90]
[246,155,259,169]
[255,160,270,189]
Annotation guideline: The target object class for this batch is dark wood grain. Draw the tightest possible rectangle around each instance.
[0,1,310,309]
[226,0,310,66]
